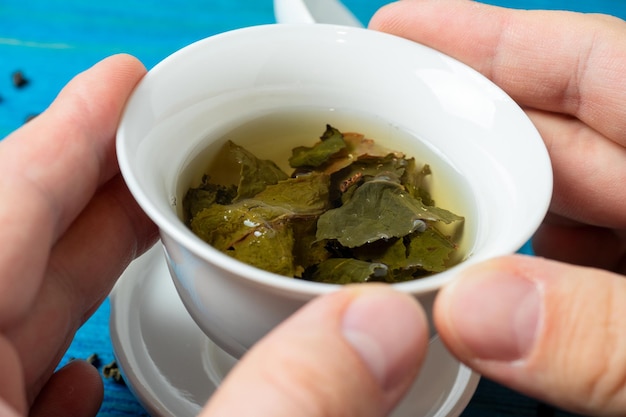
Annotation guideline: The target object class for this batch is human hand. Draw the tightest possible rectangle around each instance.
[0,54,158,416]
[200,285,429,417]
[370,0,626,415]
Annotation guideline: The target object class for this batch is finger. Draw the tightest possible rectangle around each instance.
[0,336,26,415]
[29,360,103,417]
[369,0,626,145]
[523,109,626,228]
[435,255,626,416]
[48,174,158,320]
[0,401,20,417]
[533,218,626,273]
[0,54,146,326]
[6,175,157,401]
[202,286,428,417]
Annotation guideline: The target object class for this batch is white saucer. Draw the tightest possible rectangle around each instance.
[110,244,480,417]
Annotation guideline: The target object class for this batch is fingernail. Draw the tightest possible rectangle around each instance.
[341,288,427,390]
[446,269,542,362]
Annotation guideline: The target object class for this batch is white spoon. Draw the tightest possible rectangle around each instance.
[273,0,363,27]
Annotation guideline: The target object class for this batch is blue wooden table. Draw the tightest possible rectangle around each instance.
[2,1,626,416]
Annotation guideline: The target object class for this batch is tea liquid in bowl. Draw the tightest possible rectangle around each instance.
[176,106,478,283]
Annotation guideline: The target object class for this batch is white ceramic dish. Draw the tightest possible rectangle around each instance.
[117,23,553,361]
[110,244,480,417]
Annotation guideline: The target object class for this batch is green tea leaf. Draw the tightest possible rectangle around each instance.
[343,132,404,159]
[308,258,388,284]
[253,173,330,214]
[404,227,457,273]
[351,237,424,282]
[401,159,434,205]
[352,237,407,269]
[352,227,457,280]
[289,125,347,168]
[185,125,465,283]
[190,201,292,251]
[310,132,405,176]
[227,221,296,277]
[229,141,288,200]
[190,175,329,255]
[330,153,408,196]
[291,217,330,275]
[316,176,462,248]
[183,175,237,222]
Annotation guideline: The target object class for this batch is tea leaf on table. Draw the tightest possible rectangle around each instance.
[307,258,388,284]
[103,360,125,385]
[86,353,101,368]
[229,141,288,200]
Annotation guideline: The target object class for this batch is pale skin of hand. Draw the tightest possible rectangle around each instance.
[370,1,626,415]
[0,54,158,416]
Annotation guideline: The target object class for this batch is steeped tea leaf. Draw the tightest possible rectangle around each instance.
[402,159,434,205]
[352,237,408,269]
[309,133,405,177]
[227,221,296,277]
[229,141,288,200]
[351,238,423,282]
[404,227,457,273]
[291,216,331,274]
[352,228,457,279]
[330,153,408,201]
[308,258,388,284]
[190,175,329,257]
[356,228,456,270]
[254,173,330,214]
[183,175,237,221]
[289,125,347,168]
[190,201,292,251]
[343,132,404,159]
[185,124,466,284]
[316,175,461,248]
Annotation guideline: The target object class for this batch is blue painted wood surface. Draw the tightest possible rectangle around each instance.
[2,1,624,416]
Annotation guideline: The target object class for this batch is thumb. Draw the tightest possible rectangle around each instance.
[435,255,626,416]
[200,285,429,417]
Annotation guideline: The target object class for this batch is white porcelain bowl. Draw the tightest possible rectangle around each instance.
[117,23,552,360]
